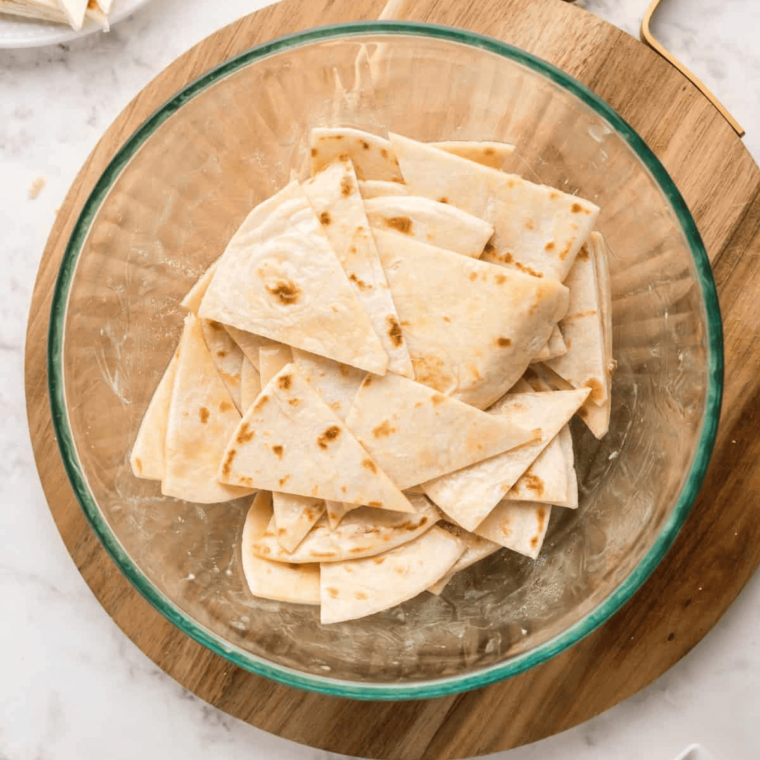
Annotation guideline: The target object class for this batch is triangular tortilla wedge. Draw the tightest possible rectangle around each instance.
[199,180,389,375]
[130,348,179,482]
[364,196,494,259]
[181,261,219,314]
[545,244,608,406]
[320,525,464,624]
[162,314,254,503]
[591,231,616,387]
[427,524,500,595]
[201,319,244,412]
[532,325,567,362]
[310,127,404,181]
[223,325,275,370]
[474,501,551,559]
[240,357,261,412]
[422,388,589,530]
[346,372,538,491]
[251,494,440,564]
[54,0,87,29]
[241,492,320,605]
[373,228,569,408]
[303,158,414,377]
[390,133,599,280]
[258,345,325,553]
[219,364,415,513]
[430,140,515,170]
[359,180,409,199]
[505,429,567,504]
[325,500,353,530]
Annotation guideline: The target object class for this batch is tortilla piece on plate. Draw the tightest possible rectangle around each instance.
[181,261,218,314]
[310,127,404,181]
[346,372,538,491]
[162,314,254,504]
[241,491,320,605]
[223,325,275,370]
[359,180,409,199]
[303,158,414,377]
[430,140,515,170]
[422,388,588,530]
[373,228,569,408]
[240,357,261,412]
[219,364,415,513]
[130,349,179,482]
[474,501,551,559]
[545,243,608,406]
[390,133,599,281]
[364,196,494,259]
[201,319,244,412]
[251,494,440,564]
[320,525,464,624]
[427,524,500,595]
[531,325,567,363]
[199,180,388,375]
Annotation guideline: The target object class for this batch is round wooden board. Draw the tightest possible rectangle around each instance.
[24,0,760,757]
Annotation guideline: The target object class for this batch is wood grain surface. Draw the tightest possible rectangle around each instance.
[24,0,760,757]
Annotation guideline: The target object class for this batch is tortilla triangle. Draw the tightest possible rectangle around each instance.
[162,314,254,504]
[373,228,569,408]
[346,372,538,491]
[303,158,414,377]
[223,325,275,370]
[474,501,551,559]
[532,325,567,362]
[54,0,87,29]
[390,133,599,280]
[219,363,415,513]
[201,319,244,412]
[310,127,403,181]
[181,261,218,314]
[320,526,464,624]
[199,180,388,375]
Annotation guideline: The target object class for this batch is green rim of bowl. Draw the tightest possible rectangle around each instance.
[47,21,724,701]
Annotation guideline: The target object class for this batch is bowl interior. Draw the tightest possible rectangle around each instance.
[51,24,719,698]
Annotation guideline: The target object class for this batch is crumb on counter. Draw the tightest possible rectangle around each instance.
[29,176,46,200]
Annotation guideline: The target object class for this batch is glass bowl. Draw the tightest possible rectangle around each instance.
[48,22,722,700]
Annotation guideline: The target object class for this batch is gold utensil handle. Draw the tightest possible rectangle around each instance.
[641,0,744,137]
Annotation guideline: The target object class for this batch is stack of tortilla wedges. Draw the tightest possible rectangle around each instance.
[130,127,615,625]
[0,0,111,30]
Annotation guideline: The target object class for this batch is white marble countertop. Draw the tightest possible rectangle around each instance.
[1,1,758,759]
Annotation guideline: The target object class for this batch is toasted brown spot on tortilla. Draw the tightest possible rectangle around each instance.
[545,241,556,252]
[341,175,353,197]
[277,374,292,390]
[394,566,405,574]
[438,197,448,204]
[549,191,559,200]
[320,211,331,226]
[277,527,286,536]
[208,320,222,331]
[387,316,404,347]
[507,179,516,189]
[258,545,271,555]
[317,425,341,449]
[278,475,290,487]
[218,400,232,413]
[497,337,512,347]
[372,420,396,438]
[571,202,591,214]
[468,271,478,281]
[311,147,318,157]
[221,448,237,477]
[525,219,535,230]
[578,405,589,419]
[577,246,590,260]
[380,147,389,158]
[266,280,301,305]
[289,398,301,407]
[585,377,604,403]
[373,556,386,565]
[484,241,495,254]
[566,309,598,320]
[384,216,413,234]
[523,472,545,496]
[199,407,210,424]
[495,273,507,285]
[349,245,357,255]
[514,261,544,278]
[272,444,284,458]
[326,586,339,598]
[236,423,254,444]
[333,135,344,140]
[216,350,227,358]
[499,252,514,264]
[362,459,378,473]
[240,476,253,487]
[431,393,446,406]
[254,395,269,411]
[349,273,371,290]
[485,147,496,156]
[361,140,370,149]
[559,241,573,261]
[134,457,142,473]
[412,354,450,393]
[355,591,369,600]
[368,501,383,508]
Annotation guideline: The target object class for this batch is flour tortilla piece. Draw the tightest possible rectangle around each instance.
[320,525,464,624]
[54,0,87,28]
[240,358,261,412]
[223,325,276,370]
[162,314,254,503]
[390,133,599,280]
[590,231,616,386]
[531,325,567,363]
[310,128,403,181]
[359,180,409,199]
[199,180,388,375]
[556,424,579,508]
[475,501,551,559]
[201,320,244,413]
[373,229,569,408]
[130,349,179,482]
[241,492,320,605]
[252,494,440,564]
[427,524,500,595]
[422,389,588,530]
[181,261,219,314]
[303,158,414,377]
[347,373,538,492]
[257,345,324,553]
[94,0,112,11]
[325,500,353,531]
[364,196,494,259]
[219,364,414,513]
[505,430,567,504]
[546,245,608,406]
[430,140,515,170]
[0,0,105,26]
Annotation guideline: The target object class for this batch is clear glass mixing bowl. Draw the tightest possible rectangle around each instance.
[48,22,722,699]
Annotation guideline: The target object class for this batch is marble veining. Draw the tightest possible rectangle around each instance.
[1,1,758,759]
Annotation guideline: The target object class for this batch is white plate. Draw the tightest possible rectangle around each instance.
[0,0,154,48]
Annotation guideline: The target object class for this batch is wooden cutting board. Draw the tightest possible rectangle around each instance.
[24,0,760,757]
